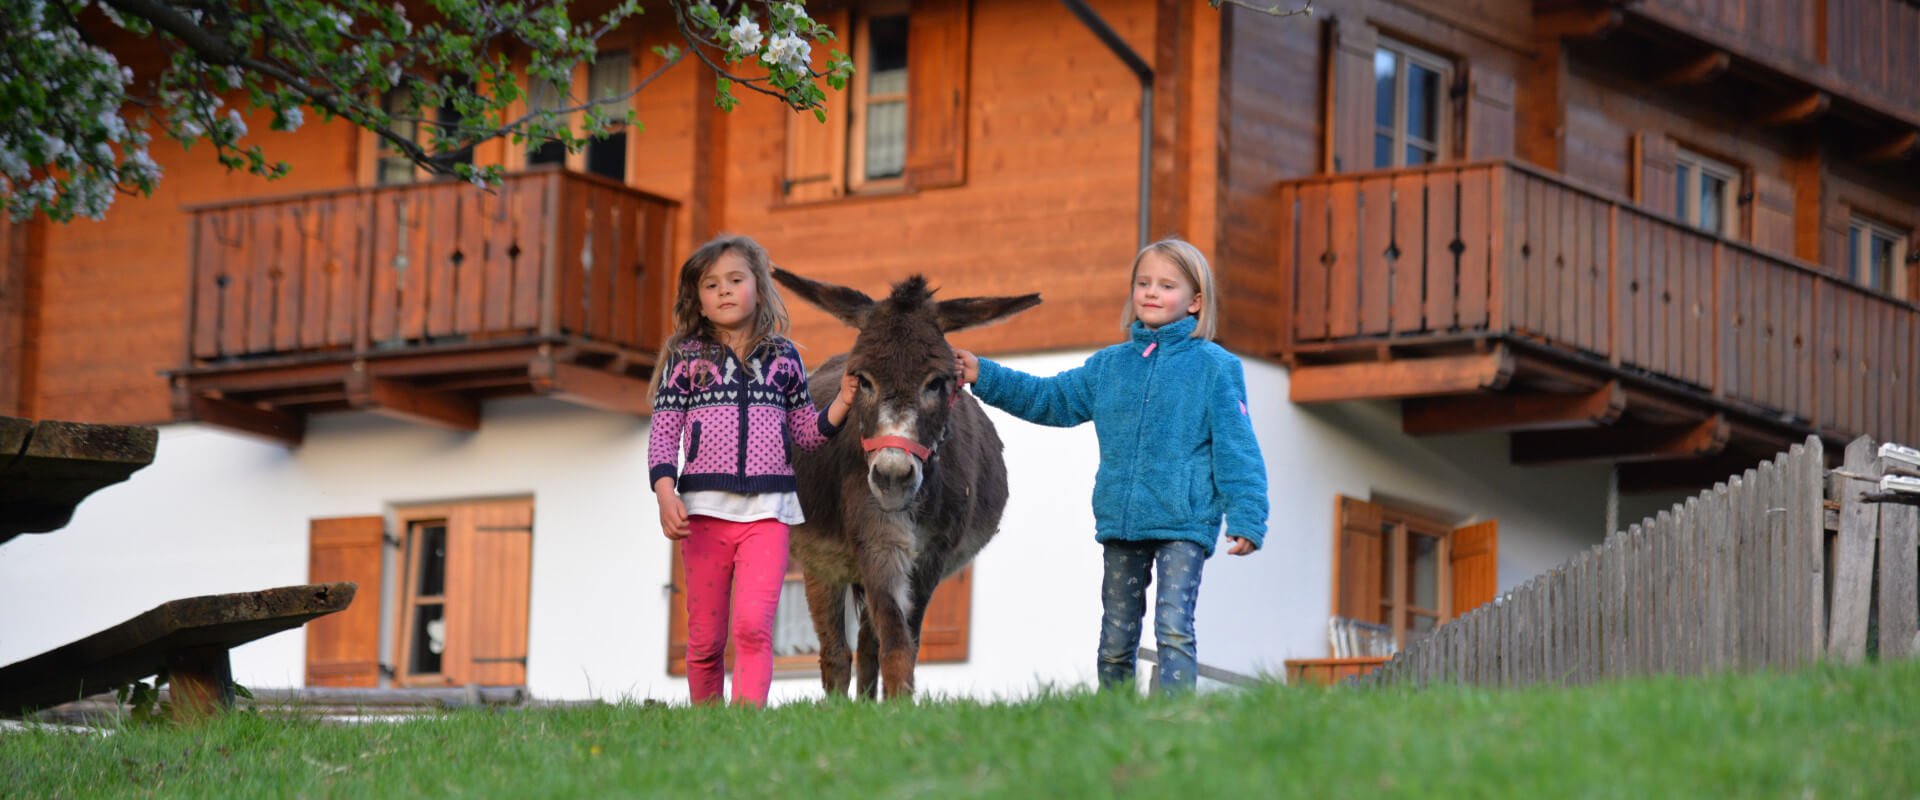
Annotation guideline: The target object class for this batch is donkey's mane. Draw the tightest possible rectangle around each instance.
[882,275,935,312]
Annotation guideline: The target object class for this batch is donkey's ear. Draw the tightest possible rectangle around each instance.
[773,267,876,329]
[935,293,1043,333]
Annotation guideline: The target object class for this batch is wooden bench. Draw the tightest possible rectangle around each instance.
[0,583,356,720]
[0,415,156,544]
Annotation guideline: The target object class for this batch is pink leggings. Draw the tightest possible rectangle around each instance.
[683,515,790,707]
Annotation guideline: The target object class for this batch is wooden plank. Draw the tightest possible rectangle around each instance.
[1391,173,1425,335]
[1511,414,1728,465]
[456,186,490,335]
[588,187,619,341]
[1829,436,1881,662]
[272,204,303,352]
[220,210,254,357]
[346,372,480,432]
[512,175,547,331]
[426,184,460,338]
[1326,180,1360,338]
[367,193,402,345]
[297,200,330,349]
[1359,176,1393,336]
[0,583,355,716]
[401,188,434,342]
[248,204,279,354]
[611,194,642,348]
[483,181,517,332]
[1297,182,1329,341]
[528,357,653,416]
[190,213,225,359]
[1880,454,1920,660]
[1289,350,1513,404]
[1402,382,1624,436]
[559,179,591,336]
[1459,168,1491,330]
[1424,170,1458,332]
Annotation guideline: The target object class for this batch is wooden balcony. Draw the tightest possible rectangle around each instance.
[1278,161,1918,490]
[170,168,678,445]
[1547,0,1920,156]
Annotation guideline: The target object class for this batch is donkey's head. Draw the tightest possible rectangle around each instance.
[774,268,1041,512]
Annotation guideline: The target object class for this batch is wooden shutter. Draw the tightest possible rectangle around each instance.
[1748,170,1796,257]
[0,217,31,417]
[306,516,385,687]
[1462,63,1515,160]
[449,499,534,686]
[1449,519,1498,617]
[783,9,852,202]
[917,566,972,662]
[904,0,971,189]
[1632,132,1678,218]
[1333,495,1385,622]
[1327,18,1378,173]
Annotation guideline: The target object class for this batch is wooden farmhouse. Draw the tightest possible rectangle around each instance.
[2,0,1916,700]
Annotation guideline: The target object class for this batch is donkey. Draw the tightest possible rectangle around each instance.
[772,268,1040,700]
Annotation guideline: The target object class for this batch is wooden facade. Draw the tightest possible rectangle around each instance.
[4,0,1917,462]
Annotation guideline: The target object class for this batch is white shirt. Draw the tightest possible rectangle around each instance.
[681,490,806,526]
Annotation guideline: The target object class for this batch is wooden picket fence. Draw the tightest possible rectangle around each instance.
[1356,435,1920,689]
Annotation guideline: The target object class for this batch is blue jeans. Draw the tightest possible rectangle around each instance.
[1098,539,1206,696]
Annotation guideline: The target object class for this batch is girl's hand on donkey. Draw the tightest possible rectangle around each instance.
[953,349,979,385]
[1226,536,1255,556]
[828,370,859,426]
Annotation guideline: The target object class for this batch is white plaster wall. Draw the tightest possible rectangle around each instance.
[0,351,1627,705]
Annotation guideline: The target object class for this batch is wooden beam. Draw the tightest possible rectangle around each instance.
[529,356,653,416]
[1511,413,1730,466]
[1651,50,1730,86]
[1860,129,1919,162]
[1754,92,1830,126]
[1290,348,1514,404]
[1403,381,1625,436]
[345,368,479,431]
[1616,451,1776,494]
[178,393,304,447]
[1536,7,1623,40]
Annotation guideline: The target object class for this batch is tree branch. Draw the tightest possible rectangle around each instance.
[1208,0,1313,16]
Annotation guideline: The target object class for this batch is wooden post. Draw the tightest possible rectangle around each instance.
[1829,436,1880,662]
[167,645,235,722]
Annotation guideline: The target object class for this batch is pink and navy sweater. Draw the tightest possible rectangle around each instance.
[647,336,839,494]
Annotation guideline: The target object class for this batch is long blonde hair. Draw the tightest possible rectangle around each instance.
[1119,235,1218,340]
[649,234,792,398]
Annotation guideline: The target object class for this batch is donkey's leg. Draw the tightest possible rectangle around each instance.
[856,542,921,701]
[853,592,880,701]
[802,574,853,697]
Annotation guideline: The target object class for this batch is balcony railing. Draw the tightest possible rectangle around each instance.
[186,167,675,362]
[175,168,677,443]
[1277,160,1919,447]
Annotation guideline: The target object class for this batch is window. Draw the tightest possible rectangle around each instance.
[1848,216,1911,298]
[781,2,970,202]
[1372,41,1450,169]
[524,76,570,168]
[1332,495,1497,649]
[585,50,631,182]
[305,499,534,688]
[368,78,476,186]
[851,13,910,189]
[374,85,420,185]
[667,544,972,675]
[1674,149,1739,236]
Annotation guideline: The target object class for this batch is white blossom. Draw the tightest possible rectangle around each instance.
[729,16,764,53]
[762,33,810,72]
[279,106,305,132]
[783,3,810,23]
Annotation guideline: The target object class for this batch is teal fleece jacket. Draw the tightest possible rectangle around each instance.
[972,316,1270,556]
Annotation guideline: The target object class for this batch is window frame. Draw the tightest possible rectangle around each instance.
[387,498,535,688]
[1674,148,1741,237]
[393,515,452,685]
[1371,38,1453,170]
[847,3,911,194]
[1847,214,1912,299]
[1374,508,1454,648]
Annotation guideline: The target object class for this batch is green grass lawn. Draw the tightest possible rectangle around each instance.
[5,658,1917,798]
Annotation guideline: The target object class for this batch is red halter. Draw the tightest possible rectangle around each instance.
[857,383,960,461]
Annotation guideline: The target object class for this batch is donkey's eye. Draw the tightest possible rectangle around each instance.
[924,376,948,397]
[856,374,874,392]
